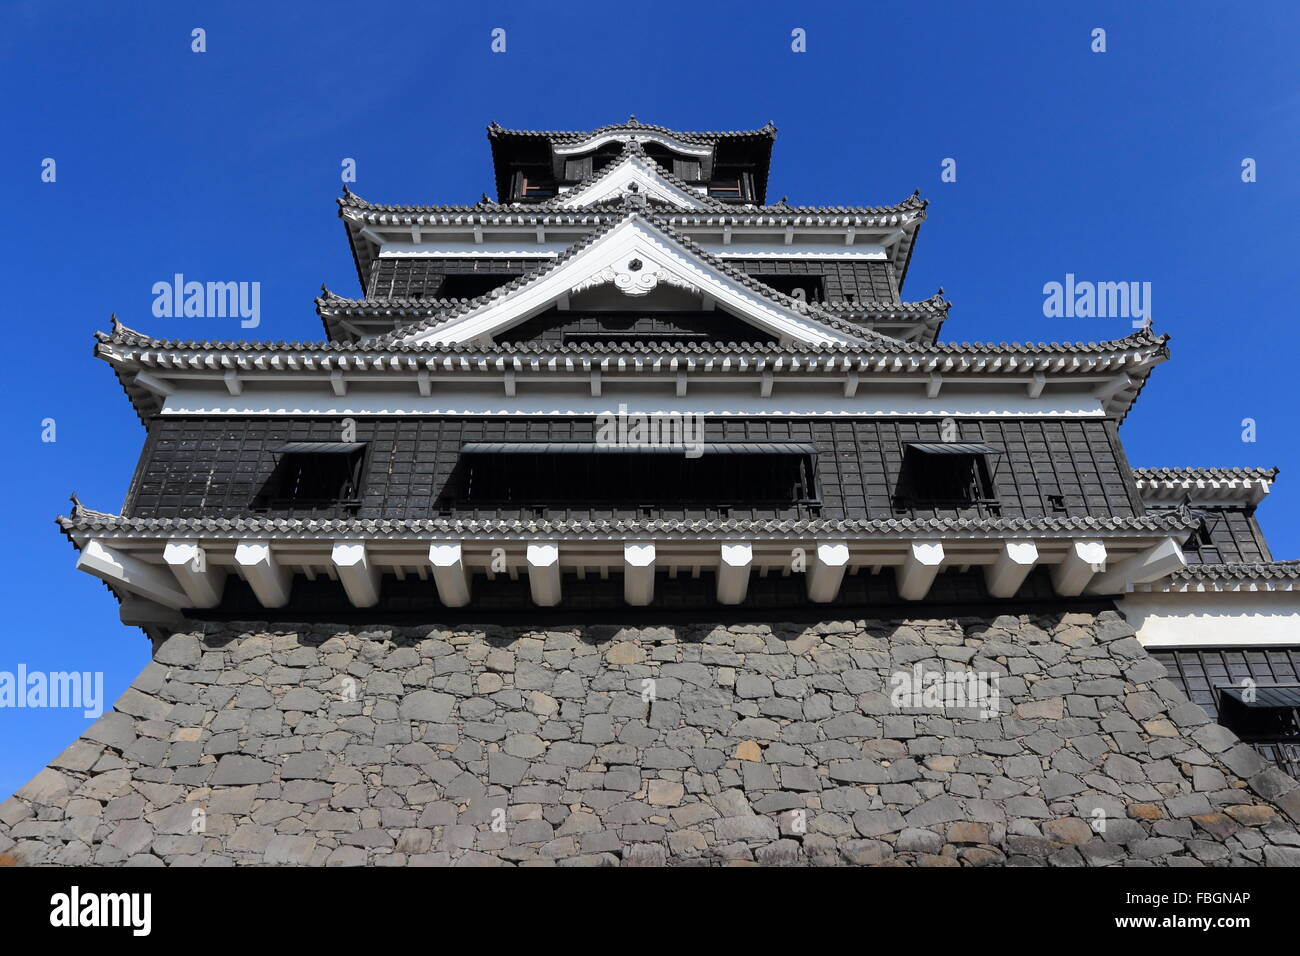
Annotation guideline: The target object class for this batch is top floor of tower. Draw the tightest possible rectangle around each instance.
[487,116,777,204]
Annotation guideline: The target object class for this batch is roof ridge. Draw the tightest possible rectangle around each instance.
[486,119,778,143]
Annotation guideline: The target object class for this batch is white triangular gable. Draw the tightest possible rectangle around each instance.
[393,216,865,347]
[556,153,712,210]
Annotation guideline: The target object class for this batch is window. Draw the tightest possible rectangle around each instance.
[750,274,824,302]
[640,145,701,182]
[709,170,754,201]
[1218,684,1300,742]
[1156,648,1300,778]
[511,169,554,200]
[368,259,444,298]
[438,274,520,299]
[564,157,593,181]
[442,442,819,514]
[894,442,1000,515]
[589,146,623,175]
[671,158,702,181]
[255,442,366,515]
[1183,514,1215,552]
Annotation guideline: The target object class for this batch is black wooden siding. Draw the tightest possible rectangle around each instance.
[727,258,899,303]
[492,309,777,345]
[367,258,545,298]
[1148,505,1272,565]
[366,256,898,305]
[127,416,1141,523]
[1151,648,1300,723]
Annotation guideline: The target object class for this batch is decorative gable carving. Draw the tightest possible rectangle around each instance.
[570,256,700,298]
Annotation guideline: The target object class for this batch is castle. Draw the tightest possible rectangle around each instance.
[3,118,1298,866]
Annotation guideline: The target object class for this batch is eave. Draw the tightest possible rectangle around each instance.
[57,505,1193,611]
[94,319,1170,423]
[371,212,886,347]
[1136,560,1300,593]
[1134,467,1278,507]
[337,188,927,290]
[314,290,952,346]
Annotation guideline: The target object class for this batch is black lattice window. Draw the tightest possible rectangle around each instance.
[254,442,366,517]
[443,445,818,517]
[1151,648,1300,723]
[751,274,825,302]
[1218,686,1300,740]
[709,170,754,201]
[439,274,520,299]
[510,168,555,200]
[1155,647,1300,777]
[893,443,1000,517]
[128,416,1140,524]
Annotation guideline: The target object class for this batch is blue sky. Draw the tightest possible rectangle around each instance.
[2,0,1298,797]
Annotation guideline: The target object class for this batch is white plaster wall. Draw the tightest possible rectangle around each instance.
[1121,590,1300,647]
[159,385,1109,419]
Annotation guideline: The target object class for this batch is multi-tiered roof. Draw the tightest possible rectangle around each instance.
[58,119,1287,625]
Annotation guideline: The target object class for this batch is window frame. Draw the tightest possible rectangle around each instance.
[893,443,1001,516]
[253,443,368,517]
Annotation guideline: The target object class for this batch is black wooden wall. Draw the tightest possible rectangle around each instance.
[1152,648,1300,722]
[493,309,776,345]
[126,416,1142,524]
[726,258,899,303]
[365,256,899,305]
[1147,505,1272,565]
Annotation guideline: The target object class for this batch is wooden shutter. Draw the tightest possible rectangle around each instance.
[565,157,593,180]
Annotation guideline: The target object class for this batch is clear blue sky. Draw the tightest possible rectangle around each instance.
[2,1,1298,798]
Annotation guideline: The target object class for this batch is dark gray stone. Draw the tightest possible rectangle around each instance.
[3,615,1297,869]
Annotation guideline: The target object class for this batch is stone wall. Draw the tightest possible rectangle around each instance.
[2,609,1299,866]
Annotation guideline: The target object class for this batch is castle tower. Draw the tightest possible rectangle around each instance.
[4,120,1299,867]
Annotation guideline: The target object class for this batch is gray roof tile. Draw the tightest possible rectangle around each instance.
[58,507,1197,541]
[1133,467,1280,483]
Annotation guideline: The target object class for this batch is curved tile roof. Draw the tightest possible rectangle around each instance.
[1171,561,1300,581]
[818,294,950,317]
[486,117,777,145]
[97,313,1169,362]
[58,508,1197,541]
[337,186,927,221]
[364,211,895,347]
[1133,467,1280,483]
[553,139,730,210]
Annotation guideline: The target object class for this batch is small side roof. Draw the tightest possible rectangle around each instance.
[1134,467,1278,506]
